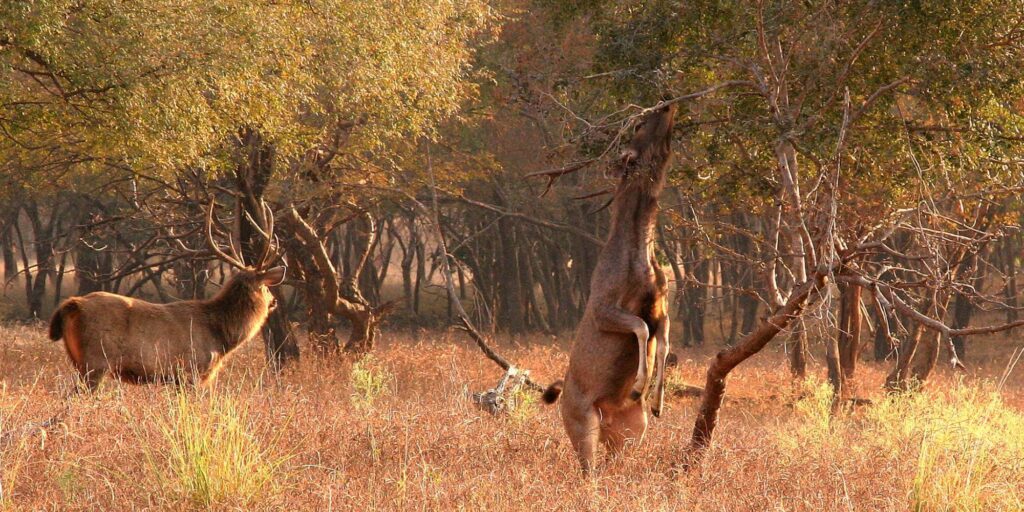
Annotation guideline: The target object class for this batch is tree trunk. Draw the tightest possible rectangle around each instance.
[24,201,56,319]
[909,298,952,384]
[787,322,807,379]
[495,214,526,332]
[885,293,954,391]
[285,206,387,357]
[679,251,707,347]
[52,247,69,309]
[825,330,843,408]
[263,294,300,370]
[950,249,982,360]
[235,128,299,366]
[873,270,897,361]
[414,231,425,315]
[739,293,760,338]
[837,283,863,383]
[689,270,828,455]
[1,208,18,281]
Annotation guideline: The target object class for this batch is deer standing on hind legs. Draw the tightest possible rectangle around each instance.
[541,103,677,474]
[47,199,286,391]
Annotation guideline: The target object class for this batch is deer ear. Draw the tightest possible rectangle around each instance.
[260,266,287,286]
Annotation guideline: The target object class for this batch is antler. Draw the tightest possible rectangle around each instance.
[205,198,249,270]
[243,199,283,270]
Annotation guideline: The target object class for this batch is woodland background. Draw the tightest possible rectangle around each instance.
[2,1,1024,510]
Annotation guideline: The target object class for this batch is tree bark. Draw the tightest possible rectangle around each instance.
[235,128,300,366]
[873,270,897,361]
[837,283,863,382]
[1,207,18,281]
[285,206,387,357]
[886,320,927,391]
[825,329,843,408]
[24,201,56,319]
[950,249,982,360]
[689,269,828,455]
[495,211,526,332]
[787,322,807,379]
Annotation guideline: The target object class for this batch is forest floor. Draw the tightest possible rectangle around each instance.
[1,321,1023,511]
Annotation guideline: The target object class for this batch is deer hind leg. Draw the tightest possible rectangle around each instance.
[651,314,671,417]
[593,304,651,400]
[560,383,600,476]
[599,401,648,459]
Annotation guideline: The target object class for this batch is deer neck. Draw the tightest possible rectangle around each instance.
[606,171,666,254]
[204,289,266,352]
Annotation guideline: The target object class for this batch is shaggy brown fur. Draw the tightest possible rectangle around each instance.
[545,104,676,473]
[48,267,285,390]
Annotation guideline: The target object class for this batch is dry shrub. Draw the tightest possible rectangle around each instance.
[506,385,539,424]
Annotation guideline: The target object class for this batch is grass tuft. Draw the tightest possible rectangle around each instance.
[142,388,289,508]
[0,384,33,509]
[350,355,392,410]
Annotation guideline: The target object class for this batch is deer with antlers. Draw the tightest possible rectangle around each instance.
[541,103,677,473]
[47,200,285,390]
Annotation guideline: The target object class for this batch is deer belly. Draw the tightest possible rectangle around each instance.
[111,319,211,377]
[573,327,642,400]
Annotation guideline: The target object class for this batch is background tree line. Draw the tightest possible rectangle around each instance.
[2,0,1024,420]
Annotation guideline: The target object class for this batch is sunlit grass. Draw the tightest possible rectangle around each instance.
[506,384,539,424]
[350,355,392,410]
[141,388,290,508]
[900,385,1024,511]
[3,320,1024,510]
[779,378,1024,511]
[0,383,35,509]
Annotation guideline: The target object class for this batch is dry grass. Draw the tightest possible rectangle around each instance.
[1,321,1023,511]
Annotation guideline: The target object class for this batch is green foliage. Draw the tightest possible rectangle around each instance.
[143,388,290,508]
[541,0,1024,228]
[505,383,539,423]
[0,0,497,191]
[350,355,393,410]
[778,380,1024,511]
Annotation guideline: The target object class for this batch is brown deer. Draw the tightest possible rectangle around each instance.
[541,103,676,473]
[48,200,285,390]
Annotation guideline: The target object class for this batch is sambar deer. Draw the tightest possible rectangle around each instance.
[542,103,677,473]
[48,200,285,390]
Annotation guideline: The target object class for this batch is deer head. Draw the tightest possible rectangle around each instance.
[614,103,677,182]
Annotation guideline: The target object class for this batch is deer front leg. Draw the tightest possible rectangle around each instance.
[651,313,670,417]
[593,304,650,401]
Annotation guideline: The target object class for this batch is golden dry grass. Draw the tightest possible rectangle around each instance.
[1,321,1023,511]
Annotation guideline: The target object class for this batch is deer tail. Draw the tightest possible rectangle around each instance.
[48,299,80,341]
[541,380,564,404]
